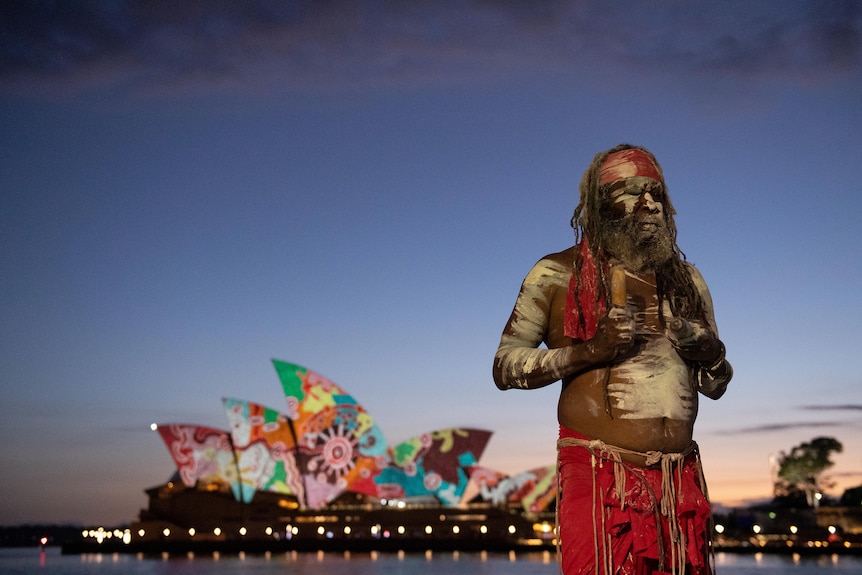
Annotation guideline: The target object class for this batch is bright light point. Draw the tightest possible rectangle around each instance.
[752,524,762,534]
[213,528,221,536]
[162,528,170,537]
[343,526,351,535]
[508,525,517,534]
[188,528,196,536]
[239,527,247,536]
[828,526,837,534]
[425,525,432,534]
[150,423,158,431]
[715,524,725,534]
[790,525,798,534]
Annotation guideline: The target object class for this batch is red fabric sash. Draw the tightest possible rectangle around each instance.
[563,240,608,341]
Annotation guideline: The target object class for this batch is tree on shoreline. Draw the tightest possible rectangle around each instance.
[773,436,843,508]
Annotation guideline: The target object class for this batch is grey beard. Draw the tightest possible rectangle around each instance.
[604,218,674,271]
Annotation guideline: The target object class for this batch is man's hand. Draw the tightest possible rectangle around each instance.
[585,307,636,364]
[667,318,721,364]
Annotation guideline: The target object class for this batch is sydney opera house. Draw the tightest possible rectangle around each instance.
[70,360,558,553]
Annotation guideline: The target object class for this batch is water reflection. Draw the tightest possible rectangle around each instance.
[9,547,862,575]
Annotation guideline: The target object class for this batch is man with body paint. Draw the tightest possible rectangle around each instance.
[493,144,732,575]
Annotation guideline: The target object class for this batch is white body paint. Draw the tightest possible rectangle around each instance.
[495,258,571,389]
[607,336,694,420]
[495,254,717,419]
[607,271,695,420]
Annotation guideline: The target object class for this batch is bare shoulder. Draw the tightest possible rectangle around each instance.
[683,262,717,319]
[682,262,711,295]
[523,247,575,287]
[543,246,576,266]
[683,261,705,282]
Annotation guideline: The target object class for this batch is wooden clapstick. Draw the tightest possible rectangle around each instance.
[610,266,627,308]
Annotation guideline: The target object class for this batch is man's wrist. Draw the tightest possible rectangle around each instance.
[697,341,732,399]
[702,341,726,371]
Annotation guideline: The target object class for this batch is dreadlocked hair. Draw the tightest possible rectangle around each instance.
[570,144,709,329]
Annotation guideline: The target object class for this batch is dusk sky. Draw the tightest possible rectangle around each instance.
[2,1,861,526]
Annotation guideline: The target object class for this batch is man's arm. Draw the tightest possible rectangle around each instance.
[674,264,733,400]
[492,256,634,390]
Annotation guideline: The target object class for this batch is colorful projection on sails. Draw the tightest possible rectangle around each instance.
[154,424,240,500]
[152,360,554,513]
[273,360,389,509]
[464,464,557,513]
[375,428,493,506]
[222,398,303,504]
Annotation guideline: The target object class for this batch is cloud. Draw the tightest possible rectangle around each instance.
[721,421,844,435]
[801,404,862,411]
[1,0,860,99]
[829,470,862,478]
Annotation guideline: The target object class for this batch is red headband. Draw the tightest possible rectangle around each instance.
[599,149,663,185]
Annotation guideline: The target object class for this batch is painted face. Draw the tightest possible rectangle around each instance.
[606,176,666,219]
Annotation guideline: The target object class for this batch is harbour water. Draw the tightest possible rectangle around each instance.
[2,547,861,575]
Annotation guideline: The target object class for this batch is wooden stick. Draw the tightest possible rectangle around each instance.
[611,266,627,308]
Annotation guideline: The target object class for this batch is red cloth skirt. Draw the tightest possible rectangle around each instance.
[557,426,713,575]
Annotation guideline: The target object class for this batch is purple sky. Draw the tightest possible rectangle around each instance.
[2,0,861,526]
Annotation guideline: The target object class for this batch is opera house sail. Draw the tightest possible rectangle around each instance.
[113,360,559,552]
